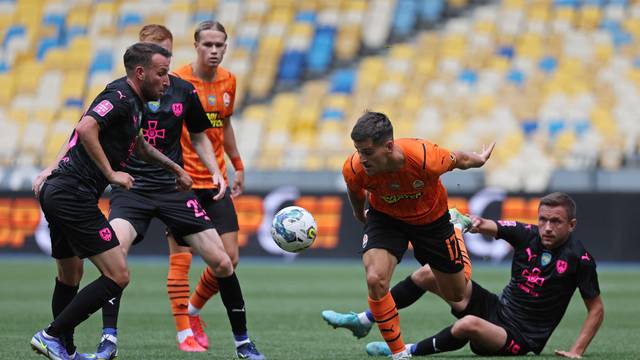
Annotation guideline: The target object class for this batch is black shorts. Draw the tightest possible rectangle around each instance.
[361,208,464,273]
[40,181,119,259]
[193,187,239,235]
[451,281,531,356]
[109,187,214,245]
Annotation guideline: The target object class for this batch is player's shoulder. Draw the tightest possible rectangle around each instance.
[93,77,136,109]
[172,63,193,79]
[565,236,595,262]
[170,74,196,92]
[216,66,236,81]
[396,138,430,167]
[343,151,364,177]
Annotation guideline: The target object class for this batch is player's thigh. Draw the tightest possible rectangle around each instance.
[108,188,154,245]
[362,207,409,264]
[194,188,239,235]
[157,189,215,246]
[167,232,192,254]
[109,218,137,254]
[183,228,231,274]
[41,184,120,259]
[452,315,508,353]
[450,281,500,320]
[55,257,84,286]
[431,267,467,302]
[89,245,130,287]
[410,213,464,278]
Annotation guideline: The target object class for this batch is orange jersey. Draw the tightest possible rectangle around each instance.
[173,64,236,189]
[342,138,456,225]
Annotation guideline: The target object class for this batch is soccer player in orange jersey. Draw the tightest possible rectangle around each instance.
[340,111,495,359]
[168,21,259,358]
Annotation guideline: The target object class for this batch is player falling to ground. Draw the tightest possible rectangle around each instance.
[322,209,473,338]
[30,43,187,360]
[365,193,604,358]
[71,25,262,360]
[340,111,495,360]
[168,20,250,355]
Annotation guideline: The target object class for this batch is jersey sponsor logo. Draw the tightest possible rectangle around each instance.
[380,192,422,204]
[556,260,568,274]
[206,112,223,127]
[172,103,183,117]
[208,95,216,105]
[223,92,231,107]
[541,252,552,267]
[93,100,113,117]
[498,220,517,227]
[362,234,368,248]
[520,267,544,297]
[99,227,112,242]
[412,179,424,189]
[147,101,160,112]
[143,120,166,146]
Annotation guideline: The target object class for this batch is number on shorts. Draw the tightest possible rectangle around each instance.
[445,233,462,264]
[186,199,210,220]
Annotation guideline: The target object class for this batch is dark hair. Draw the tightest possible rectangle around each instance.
[139,24,173,43]
[194,20,228,42]
[123,42,172,76]
[350,111,394,145]
[539,192,576,220]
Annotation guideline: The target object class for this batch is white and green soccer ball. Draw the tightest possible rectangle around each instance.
[271,206,317,253]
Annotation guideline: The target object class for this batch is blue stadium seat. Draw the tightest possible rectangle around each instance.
[64,26,87,45]
[321,108,344,121]
[64,98,84,108]
[419,0,444,24]
[236,36,258,52]
[193,11,214,24]
[295,10,316,23]
[393,0,417,38]
[118,13,143,30]
[37,37,61,61]
[90,50,113,74]
[574,120,590,137]
[522,120,539,136]
[458,69,478,85]
[0,61,8,73]
[584,0,605,5]
[3,25,25,49]
[43,13,65,30]
[307,26,336,74]
[506,69,525,86]
[278,50,305,83]
[496,45,515,59]
[554,0,579,7]
[329,69,355,94]
[539,56,558,74]
[549,120,566,138]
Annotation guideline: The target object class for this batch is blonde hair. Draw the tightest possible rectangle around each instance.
[139,24,173,43]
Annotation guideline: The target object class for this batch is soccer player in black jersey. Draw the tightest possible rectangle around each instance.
[365,192,604,358]
[71,25,261,360]
[30,43,191,360]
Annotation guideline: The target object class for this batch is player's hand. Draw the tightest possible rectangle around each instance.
[468,214,484,233]
[476,142,496,165]
[231,170,244,198]
[211,171,226,201]
[32,169,52,198]
[554,349,582,358]
[175,169,193,192]
[109,171,135,190]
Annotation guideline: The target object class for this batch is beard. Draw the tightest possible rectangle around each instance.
[140,80,161,102]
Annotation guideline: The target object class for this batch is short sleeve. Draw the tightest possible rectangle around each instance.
[496,221,537,249]
[342,153,364,195]
[424,142,456,177]
[86,91,129,130]
[184,86,212,133]
[577,251,600,299]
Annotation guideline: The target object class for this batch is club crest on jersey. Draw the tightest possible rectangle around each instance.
[172,103,183,117]
[540,252,552,267]
[412,180,424,189]
[147,101,160,113]
[390,183,400,190]
[362,234,368,248]
[208,95,216,105]
[223,92,231,107]
[556,260,568,274]
[93,100,113,117]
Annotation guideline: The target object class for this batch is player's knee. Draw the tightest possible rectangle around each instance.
[103,267,130,288]
[452,315,481,337]
[411,266,435,290]
[210,255,233,277]
[57,259,84,286]
[366,272,390,294]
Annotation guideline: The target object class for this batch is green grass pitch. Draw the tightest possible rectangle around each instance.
[1,257,639,359]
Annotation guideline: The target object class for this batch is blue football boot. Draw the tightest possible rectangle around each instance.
[321,310,372,338]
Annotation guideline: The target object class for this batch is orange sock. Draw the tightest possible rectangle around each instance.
[369,292,406,355]
[167,253,192,332]
[189,266,219,310]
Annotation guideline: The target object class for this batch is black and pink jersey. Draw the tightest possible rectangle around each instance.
[52,79,144,198]
[494,221,600,354]
[114,75,211,191]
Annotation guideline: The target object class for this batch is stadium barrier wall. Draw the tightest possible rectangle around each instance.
[0,187,638,262]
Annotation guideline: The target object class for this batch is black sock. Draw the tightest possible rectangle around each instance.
[47,275,123,338]
[52,278,79,354]
[413,326,468,355]
[102,293,121,329]
[216,272,247,336]
[391,275,427,310]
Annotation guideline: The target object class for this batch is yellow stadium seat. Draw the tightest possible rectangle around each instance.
[579,6,602,30]
[0,73,16,106]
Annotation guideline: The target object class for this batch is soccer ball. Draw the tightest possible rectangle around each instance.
[271,206,317,253]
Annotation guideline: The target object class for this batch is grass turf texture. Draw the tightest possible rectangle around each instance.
[1,257,638,359]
